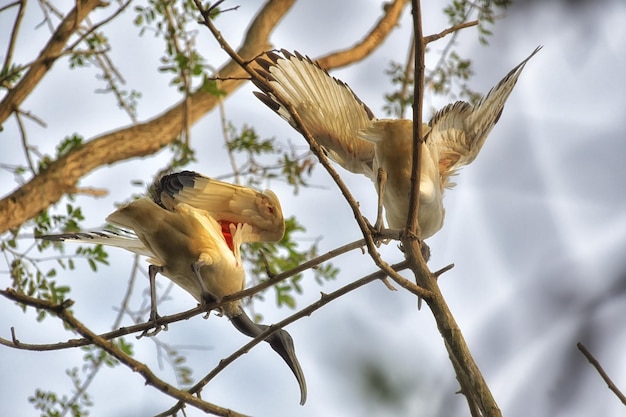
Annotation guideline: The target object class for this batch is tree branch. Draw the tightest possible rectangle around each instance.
[0,0,296,235]
[424,20,479,44]
[0,0,106,125]
[314,0,409,69]
[400,2,501,416]
[578,342,626,406]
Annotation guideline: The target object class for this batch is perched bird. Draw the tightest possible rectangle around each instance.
[253,47,541,238]
[39,171,307,405]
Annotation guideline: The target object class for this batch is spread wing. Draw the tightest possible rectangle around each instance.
[427,46,542,188]
[253,49,376,177]
[154,171,285,243]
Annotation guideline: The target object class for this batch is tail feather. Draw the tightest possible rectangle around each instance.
[39,229,152,258]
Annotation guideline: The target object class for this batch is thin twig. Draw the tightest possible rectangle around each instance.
[424,20,479,44]
[1,0,26,75]
[15,111,36,174]
[399,35,416,119]
[407,0,424,238]
[577,342,626,406]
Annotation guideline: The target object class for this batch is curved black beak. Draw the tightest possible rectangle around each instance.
[231,311,307,405]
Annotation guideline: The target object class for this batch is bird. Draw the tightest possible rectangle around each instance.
[39,170,307,405]
[252,47,541,239]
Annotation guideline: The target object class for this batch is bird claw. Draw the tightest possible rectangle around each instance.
[365,218,387,247]
[137,313,168,339]
[199,291,223,319]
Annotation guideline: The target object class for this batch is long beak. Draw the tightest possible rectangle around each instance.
[231,311,308,405]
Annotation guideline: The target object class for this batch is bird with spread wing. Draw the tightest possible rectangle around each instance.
[253,47,541,239]
[39,171,307,405]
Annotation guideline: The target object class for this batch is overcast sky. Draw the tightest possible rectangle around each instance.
[1,1,626,416]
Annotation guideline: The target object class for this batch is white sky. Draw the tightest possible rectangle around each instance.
[1,0,626,416]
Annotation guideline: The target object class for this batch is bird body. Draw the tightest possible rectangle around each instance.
[106,197,246,317]
[253,47,541,238]
[39,171,307,405]
[358,119,444,237]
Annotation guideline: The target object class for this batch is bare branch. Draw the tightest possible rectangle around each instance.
[14,111,36,174]
[407,0,424,237]
[577,342,626,406]
[424,20,479,44]
[400,2,501,416]
[1,0,26,74]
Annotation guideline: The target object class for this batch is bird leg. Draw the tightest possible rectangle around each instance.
[190,261,222,318]
[373,167,387,234]
[138,264,168,338]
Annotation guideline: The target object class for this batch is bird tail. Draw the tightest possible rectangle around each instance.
[38,229,153,258]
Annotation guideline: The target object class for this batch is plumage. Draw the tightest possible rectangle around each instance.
[253,49,376,177]
[253,47,541,238]
[38,171,307,405]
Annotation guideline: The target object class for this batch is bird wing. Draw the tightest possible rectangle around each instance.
[253,49,376,177]
[427,46,542,187]
[38,229,156,261]
[155,171,285,244]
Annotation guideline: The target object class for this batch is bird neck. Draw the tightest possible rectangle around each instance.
[230,309,268,338]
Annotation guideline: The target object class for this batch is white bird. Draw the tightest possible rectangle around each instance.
[253,47,541,239]
[39,171,307,405]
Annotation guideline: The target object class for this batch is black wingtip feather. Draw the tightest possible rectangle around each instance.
[155,171,200,205]
[255,57,275,72]
[253,91,281,113]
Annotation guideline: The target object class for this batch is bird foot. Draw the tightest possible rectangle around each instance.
[365,218,392,247]
[199,292,223,319]
[137,313,168,339]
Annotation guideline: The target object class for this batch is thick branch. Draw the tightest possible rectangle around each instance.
[0,0,295,235]
[402,2,501,416]
[0,0,105,125]
[314,0,408,69]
